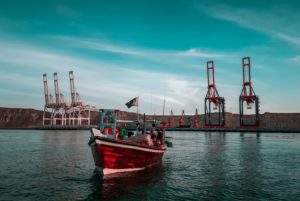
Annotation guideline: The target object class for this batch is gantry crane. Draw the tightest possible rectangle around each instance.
[68,71,90,126]
[42,71,93,128]
[168,110,174,128]
[69,71,83,107]
[204,61,225,126]
[239,57,260,126]
[53,72,68,126]
[179,110,185,127]
[193,108,199,128]
[42,74,55,126]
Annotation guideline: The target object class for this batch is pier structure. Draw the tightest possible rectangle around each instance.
[167,110,174,128]
[42,71,92,128]
[204,61,225,127]
[239,57,260,127]
[193,108,199,128]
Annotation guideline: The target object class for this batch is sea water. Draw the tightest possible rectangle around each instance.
[0,130,299,201]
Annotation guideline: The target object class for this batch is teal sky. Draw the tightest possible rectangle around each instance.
[0,0,300,114]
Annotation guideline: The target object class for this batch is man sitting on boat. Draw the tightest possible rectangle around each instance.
[150,123,158,139]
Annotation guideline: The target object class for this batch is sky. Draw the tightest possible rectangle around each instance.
[0,0,300,115]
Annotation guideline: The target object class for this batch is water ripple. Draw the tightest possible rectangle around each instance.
[0,130,299,200]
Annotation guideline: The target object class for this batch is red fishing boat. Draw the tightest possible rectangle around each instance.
[88,109,172,175]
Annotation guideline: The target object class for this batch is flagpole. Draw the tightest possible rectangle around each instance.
[137,97,139,122]
[137,104,139,122]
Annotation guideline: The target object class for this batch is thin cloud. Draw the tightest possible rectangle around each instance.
[199,3,300,48]
[49,35,230,59]
[176,48,226,58]
[291,55,300,62]
[56,4,78,18]
[276,33,300,47]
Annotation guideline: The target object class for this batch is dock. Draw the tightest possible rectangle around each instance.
[33,126,300,133]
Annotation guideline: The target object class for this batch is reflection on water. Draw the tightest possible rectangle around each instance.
[201,132,228,199]
[240,132,261,138]
[86,164,165,201]
[239,132,264,199]
[0,130,299,201]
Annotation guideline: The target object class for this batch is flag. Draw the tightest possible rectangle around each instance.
[126,97,139,108]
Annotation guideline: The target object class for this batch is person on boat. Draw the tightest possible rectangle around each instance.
[101,117,112,135]
[157,129,162,140]
[156,129,163,145]
[127,131,134,138]
[104,117,109,124]
[150,123,158,139]
[136,122,142,132]
[146,133,154,146]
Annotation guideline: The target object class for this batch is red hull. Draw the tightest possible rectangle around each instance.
[91,137,166,175]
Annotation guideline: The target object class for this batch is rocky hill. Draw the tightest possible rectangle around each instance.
[0,107,144,128]
[0,107,43,128]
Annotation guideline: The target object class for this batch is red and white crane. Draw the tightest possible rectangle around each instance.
[167,110,174,128]
[179,110,185,128]
[239,57,260,126]
[193,108,199,128]
[204,61,225,126]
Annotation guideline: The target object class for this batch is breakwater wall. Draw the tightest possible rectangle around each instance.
[1,107,300,130]
[145,113,300,130]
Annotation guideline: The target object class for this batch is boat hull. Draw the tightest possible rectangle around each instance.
[90,137,166,175]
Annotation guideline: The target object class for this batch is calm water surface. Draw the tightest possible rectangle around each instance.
[0,130,299,201]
